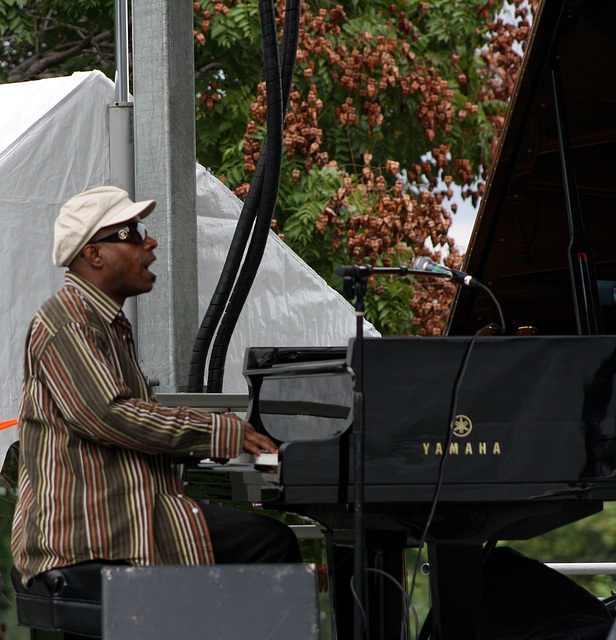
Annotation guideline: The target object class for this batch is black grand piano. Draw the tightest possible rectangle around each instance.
[186,1,616,638]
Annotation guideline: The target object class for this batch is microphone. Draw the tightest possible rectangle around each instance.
[412,256,481,288]
[412,256,452,278]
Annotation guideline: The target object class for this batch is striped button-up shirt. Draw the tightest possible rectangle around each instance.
[12,273,244,585]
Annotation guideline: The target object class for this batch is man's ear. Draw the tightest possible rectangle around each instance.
[80,244,104,269]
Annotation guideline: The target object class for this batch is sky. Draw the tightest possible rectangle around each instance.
[448,191,479,253]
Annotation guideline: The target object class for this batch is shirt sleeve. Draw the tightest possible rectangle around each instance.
[34,320,244,459]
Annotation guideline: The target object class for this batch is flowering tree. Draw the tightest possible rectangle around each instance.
[194,0,536,334]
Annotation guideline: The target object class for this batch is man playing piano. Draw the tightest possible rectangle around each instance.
[11,186,300,590]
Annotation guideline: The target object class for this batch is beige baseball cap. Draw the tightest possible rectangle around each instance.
[53,186,156,267]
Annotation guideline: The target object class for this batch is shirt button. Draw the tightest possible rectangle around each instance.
[189,452,195,456]
[177,494,183,499]
[192,508,199,514]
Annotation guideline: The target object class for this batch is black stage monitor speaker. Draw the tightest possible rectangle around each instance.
[102,563,320,639]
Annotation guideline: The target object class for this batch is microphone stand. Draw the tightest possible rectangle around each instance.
[337,262,490,640]
[338,265,423,640]
[348,272,366,640]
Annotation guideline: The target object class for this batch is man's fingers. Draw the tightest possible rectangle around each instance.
[243,428,278,454]
[223,414,273,452]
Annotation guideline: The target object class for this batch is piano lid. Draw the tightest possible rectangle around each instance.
[447,0,616,336]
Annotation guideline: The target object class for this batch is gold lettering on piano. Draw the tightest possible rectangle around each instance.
[421,441,502,457]
[421,415,502,457]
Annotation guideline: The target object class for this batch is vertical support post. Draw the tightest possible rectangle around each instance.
[132,0,199,391]
[350,276,367,640]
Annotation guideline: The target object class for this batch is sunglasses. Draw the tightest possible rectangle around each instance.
[90,221,148,245]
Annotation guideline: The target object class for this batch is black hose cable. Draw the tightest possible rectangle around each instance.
[187,149,266,392]
[278,0,301,110]
[206,0,284,391]
[206,0,301,392]
[187,0,300,392]
[188,0,299,392]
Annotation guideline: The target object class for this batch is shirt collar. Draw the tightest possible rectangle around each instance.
[64,272,122,325]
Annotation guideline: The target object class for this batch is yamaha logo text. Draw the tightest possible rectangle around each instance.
[422,415,502,456]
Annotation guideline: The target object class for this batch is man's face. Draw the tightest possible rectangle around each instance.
[87,217,158,304]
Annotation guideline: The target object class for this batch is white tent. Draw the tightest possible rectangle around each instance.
[0,70,377,462]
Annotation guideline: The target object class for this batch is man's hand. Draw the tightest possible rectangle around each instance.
[224,413,278,455]
[243,424,278,455]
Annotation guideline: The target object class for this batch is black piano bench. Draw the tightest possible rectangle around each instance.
[13,562,320,639]
[11,562,122,639]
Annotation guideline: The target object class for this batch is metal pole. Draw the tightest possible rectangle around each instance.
[109,104,135,197]
[546,562,616,576]
[114,0,130,102]
[111,0,137,335]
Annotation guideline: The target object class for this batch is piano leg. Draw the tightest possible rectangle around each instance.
[325,533,407,640]
[325,539,355,640]
[366,531,407,640]
[427,542,483,640]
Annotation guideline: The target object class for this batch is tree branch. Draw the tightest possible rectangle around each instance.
[8,29,113,82]
[195,61,225,81]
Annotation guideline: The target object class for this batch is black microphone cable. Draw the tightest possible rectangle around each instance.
[407,284,505,639]
[350,566,419,640]
[346,277,504,639]
[343,266,505,638]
